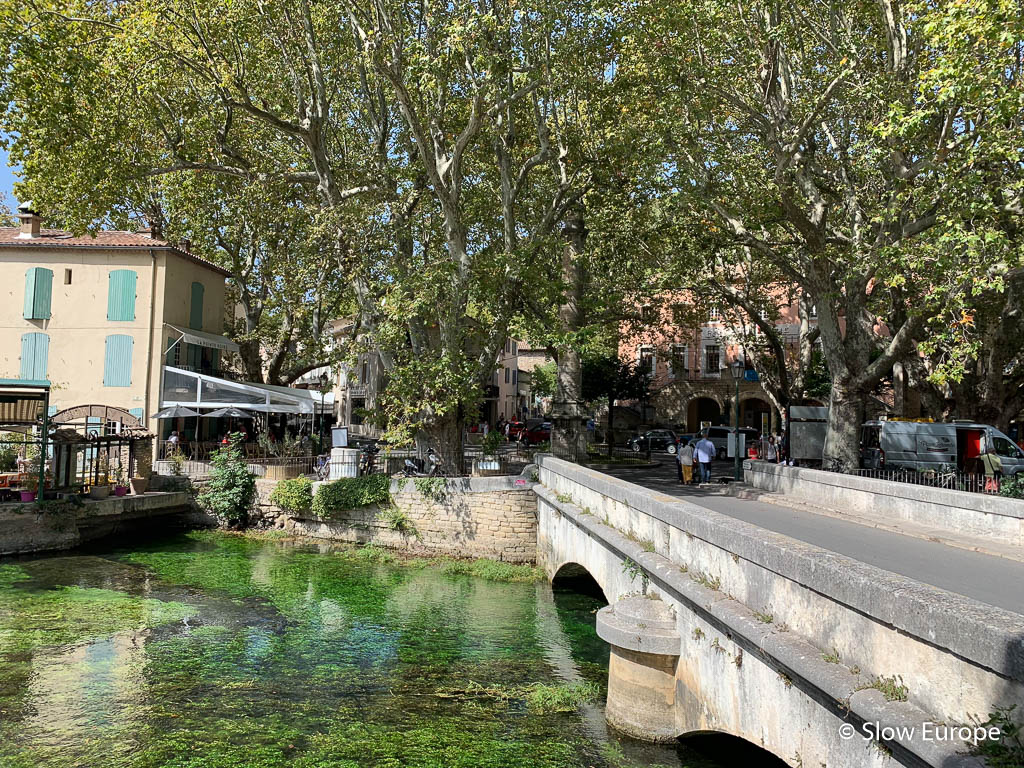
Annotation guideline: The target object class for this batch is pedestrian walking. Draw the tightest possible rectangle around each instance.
[677,440,694,485]
[694,433,715,484]
[981,443,1003,493]
[764,436,778,463]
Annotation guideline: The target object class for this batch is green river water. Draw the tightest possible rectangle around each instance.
[0,531,765,768]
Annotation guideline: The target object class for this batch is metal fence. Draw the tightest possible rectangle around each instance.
[850,467,1009,496]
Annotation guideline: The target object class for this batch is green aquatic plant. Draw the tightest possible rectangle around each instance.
[433,557,544,583]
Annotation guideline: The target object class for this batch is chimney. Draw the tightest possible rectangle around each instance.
[180,239,192,253]
[16,201,42,238]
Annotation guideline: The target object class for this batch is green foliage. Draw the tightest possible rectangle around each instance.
[530,362,557,400]
[196,434,257,528]
[970,707,1024,767]
[413,477,447,502]
[168,449,186,476]
[999,476,1024,500]
[856,675,909,703]
[312,475,391,517]
[0,443,16,472]
[268,476,313,515]
[434,558,544,583]
[379,505,417,536]
[481,429,504,455]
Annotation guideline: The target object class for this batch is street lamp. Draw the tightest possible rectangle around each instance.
[730,360,744,481]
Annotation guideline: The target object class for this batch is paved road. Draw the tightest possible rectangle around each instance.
[601,459,1024,616]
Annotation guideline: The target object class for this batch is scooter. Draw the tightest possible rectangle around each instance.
[401,448,442,477]
[359,443,380,475]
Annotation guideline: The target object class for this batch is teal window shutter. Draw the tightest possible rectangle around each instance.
[128,407,144,423]
[189,282,204,330]
[103,334,133,387]
[48,406,58,417]
[107,270,137,321]
[23,268,53,320]
[19,332,49,380]
[86,417,102,436]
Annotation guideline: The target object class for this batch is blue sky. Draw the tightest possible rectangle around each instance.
[0,143,20,209]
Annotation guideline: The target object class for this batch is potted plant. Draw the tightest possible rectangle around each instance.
[89,482,111,500]
[474,430,504,475]
[113,465,129,497]
[19,474,38,503]
[129,474,149,495]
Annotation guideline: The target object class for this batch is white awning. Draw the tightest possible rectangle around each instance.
[161,366,330,415]
[165,324,240,354]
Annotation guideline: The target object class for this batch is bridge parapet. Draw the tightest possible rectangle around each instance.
[536,456,1024,767]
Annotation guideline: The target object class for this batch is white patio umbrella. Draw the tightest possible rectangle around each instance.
[153,406,201,419]
[201,407,254,419]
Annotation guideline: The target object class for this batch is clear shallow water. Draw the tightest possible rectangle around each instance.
[0,531,754,768]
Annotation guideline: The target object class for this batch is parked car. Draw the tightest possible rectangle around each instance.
[860,420,1024,475]
[702,426,760,461]
[525,422,552,445]
[506,421,527,440]
[626,429,679,454]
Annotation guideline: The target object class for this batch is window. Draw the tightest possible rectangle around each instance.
[20,332,49,380]
[505,340,511,354]
[103,335,134,387]
[707,307,720,322]
[165,337,181,367]
[638,345,655,375]
[513,369,518,385]
[23,267,53,320]
[669,344,688,378]
[512,341,518,355]
[189,282,205,330]
[641,305,655,323]
[505,367,510,383]
[993,436,1022,459]
[704,345,721,375]
[350,397,366,425]
[64,269,72,285]
[107,269,138,321]
[360,359,369,385]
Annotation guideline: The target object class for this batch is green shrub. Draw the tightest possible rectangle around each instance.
[196,434,257,528]
[999,475,1024,500]
[481,429,503,454]
[970,706,1023,767]
[312,475,391,517]
[269,476,313,515]
[379,505,417,535]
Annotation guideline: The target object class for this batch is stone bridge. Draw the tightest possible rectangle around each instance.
[534,456,1024,768]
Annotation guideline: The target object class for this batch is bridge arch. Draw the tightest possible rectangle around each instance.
[678,731,788,766]
[551,561,608,603]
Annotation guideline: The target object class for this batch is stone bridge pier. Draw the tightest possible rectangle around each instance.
[533,457,1024,768]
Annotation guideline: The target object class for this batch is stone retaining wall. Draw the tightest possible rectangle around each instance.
[283,473,538,563]
[745,459,1024,547]
[0,492,196,555]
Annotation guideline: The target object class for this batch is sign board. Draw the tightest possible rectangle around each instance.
[331,426,349,448]
[700,420,711,431]
[761,413,770,435]
[744,369,759,382]
[727,432,746,458]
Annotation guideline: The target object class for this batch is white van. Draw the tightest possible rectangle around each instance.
[860,420,1024,475]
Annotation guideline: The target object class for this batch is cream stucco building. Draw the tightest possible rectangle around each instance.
[0,206,234,439]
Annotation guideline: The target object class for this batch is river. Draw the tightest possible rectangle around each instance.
[0,531,771,767]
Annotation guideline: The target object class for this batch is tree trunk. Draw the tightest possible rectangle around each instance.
[552,210,588,459]
[420,410,464,473]
[822,379,865,471]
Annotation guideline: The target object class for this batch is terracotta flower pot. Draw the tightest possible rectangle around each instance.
[20,491,36,503]
[129,477,149,495]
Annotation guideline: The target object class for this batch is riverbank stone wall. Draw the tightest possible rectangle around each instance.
[280,471,539,563]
